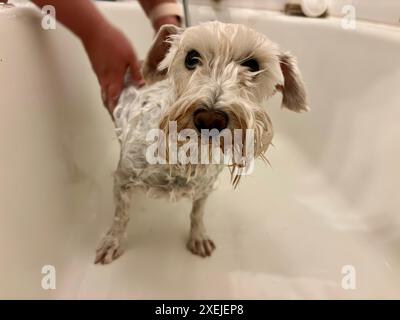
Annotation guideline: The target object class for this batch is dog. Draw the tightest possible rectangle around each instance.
[95,21,308,264]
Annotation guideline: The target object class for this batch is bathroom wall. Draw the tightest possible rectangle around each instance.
[5,0,400,26]
[189,0,400,26]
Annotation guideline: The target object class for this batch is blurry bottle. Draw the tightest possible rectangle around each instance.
[285,0,329,18]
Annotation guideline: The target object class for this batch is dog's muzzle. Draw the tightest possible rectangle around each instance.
[193,108,229,132]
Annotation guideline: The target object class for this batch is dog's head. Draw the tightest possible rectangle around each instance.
[143,21,308,177]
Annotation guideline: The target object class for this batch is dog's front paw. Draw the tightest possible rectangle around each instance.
[187,236,216,257]
[94,232,125,265]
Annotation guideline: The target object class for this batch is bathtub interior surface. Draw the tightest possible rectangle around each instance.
[1,3,400,299]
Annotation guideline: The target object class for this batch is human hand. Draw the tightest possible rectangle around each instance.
[81,22,145,115]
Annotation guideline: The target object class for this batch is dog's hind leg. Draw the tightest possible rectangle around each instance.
[187,196,216,257]
[95,172,132,265]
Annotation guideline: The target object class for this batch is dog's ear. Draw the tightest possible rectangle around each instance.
[142,24,182,85]
[276,52,309,112]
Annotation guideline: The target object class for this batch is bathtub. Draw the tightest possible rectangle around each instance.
[1,2,400,299]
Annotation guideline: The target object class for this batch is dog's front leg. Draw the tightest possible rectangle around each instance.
[95,179,132,265]
[187,196,216,257]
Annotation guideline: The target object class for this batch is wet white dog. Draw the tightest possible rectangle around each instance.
[95,21,308,264]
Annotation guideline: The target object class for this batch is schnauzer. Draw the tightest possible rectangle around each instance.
[95,21,308,264]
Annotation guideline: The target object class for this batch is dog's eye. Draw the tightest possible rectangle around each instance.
[241,59,259,72]
[185,50,201,70]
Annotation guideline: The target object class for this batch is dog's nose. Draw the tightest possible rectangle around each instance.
[193,109,229,132]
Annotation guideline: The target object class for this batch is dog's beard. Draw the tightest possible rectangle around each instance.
[158,96,273,187]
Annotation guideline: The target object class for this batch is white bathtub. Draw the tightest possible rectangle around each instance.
[1,2,400,299]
